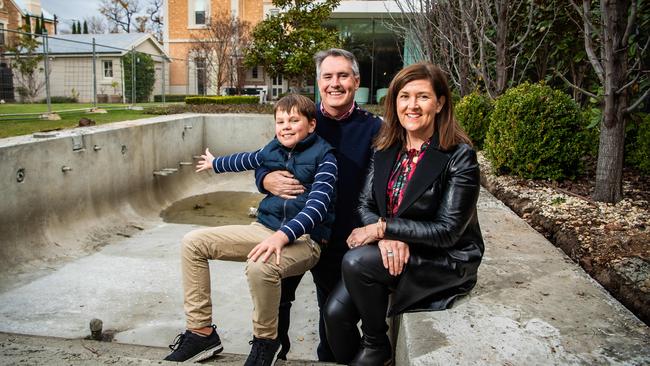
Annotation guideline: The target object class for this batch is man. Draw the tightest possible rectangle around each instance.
[255,48,383,361]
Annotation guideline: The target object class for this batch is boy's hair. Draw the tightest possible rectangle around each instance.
[274,94,317,121]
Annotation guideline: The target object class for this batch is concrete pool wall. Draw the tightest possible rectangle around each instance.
[2,114,649,365]
[0,114,275,275]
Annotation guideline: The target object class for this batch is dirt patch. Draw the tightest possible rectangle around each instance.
[478,153,650,325]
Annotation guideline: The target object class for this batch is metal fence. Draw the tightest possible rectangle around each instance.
[0,28,197,120]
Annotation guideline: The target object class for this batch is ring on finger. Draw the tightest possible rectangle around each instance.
[387,251,394,257]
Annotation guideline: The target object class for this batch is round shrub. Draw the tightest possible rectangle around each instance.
[484,82,587,181]
[455,91,493,149]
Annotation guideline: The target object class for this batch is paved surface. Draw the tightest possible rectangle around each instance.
[0,182,648,365]
[395,189,650,365]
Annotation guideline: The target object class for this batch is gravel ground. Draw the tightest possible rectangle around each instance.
[477,152,650,325]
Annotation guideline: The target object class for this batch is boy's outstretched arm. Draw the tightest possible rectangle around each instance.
[195,148,264,173]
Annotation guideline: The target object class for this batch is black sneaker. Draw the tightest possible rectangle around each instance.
[164,325,223,362]
[244,336,280,366]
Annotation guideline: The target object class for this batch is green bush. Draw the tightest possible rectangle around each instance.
[626,113,650,175]
[123,52,155,103]
[154,94,202,102]
[455,91,493,149]
[484,82,588,181]
[185,96,259,105]
[41,96,78,103]
[278,92,315,101]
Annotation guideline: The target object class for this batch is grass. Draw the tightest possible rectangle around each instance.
[0,103,176,139]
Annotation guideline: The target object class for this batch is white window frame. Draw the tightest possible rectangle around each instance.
[188,0,209,28]
[102,60,113,78]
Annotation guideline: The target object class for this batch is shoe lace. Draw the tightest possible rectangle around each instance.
[248,338,271,361]
[168,333,186,351]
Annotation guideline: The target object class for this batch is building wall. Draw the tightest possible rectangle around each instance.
[0,0,26,48]
[12,53,169,103]
[0,0,57,49]
[166,0,264,95]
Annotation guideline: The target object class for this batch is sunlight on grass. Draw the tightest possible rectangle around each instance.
[0,103,177,139]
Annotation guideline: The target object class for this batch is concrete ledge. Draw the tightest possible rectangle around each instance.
[395,188,650,365]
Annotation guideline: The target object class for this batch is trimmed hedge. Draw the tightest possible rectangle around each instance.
[455,91,493,149]
[278,92,315,102]
[185,96,259,105]
[484,82,587,181]
[154,94,202,102]
[40,96,78,103]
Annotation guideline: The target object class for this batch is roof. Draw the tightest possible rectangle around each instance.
[31,33,169,59]
[12,0,55,20]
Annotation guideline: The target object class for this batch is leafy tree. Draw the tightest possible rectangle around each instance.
[23,16,32,36]
[8,27,48,102]
[122,51,155,102]
[245,0,340,90]
[83,20,89,34]
[40,14,46,34]
[71,21,77,34]
[34,17,41,35]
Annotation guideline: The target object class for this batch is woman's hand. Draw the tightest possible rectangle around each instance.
[195,148,215,172]
[247,231,290,265]
[378,239,410,276]
[263,171,305,199]
[346,224,379,248]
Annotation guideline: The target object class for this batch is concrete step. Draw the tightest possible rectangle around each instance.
[0,332,336,365]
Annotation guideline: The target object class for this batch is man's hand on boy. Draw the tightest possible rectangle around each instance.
[196,148,215,172]
[263,171,305,199]
[248,231,290,265]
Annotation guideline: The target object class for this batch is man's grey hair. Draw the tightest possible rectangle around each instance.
[314,48,360,78]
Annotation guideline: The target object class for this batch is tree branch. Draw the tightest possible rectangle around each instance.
[625,88,650,114]
[554,70,598,98]
[622,0,637,46]
[578,0,605,83]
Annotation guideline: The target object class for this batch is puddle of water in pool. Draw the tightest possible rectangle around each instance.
[161,191,264,227]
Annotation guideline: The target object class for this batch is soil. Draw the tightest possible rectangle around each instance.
[478,153,650,326]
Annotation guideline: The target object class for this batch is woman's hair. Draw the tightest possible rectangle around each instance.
[274,94,317,121]
[374,62,471,151]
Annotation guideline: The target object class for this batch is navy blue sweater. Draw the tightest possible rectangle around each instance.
[213,134,337,243]
[256,103,382,249]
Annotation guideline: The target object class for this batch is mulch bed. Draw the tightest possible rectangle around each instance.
[478,152,650,325]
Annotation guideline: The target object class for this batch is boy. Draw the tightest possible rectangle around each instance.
[164,94,337,365]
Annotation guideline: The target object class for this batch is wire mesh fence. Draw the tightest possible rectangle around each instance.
[0,28,192,120]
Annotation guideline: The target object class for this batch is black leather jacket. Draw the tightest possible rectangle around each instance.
[357,135,484,315]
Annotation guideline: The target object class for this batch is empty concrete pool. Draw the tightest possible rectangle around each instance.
[0,114,321,361]
[1,114,649,365]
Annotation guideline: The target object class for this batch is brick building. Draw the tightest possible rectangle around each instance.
[164,0,405,102]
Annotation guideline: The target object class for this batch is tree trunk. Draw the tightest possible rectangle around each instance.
[495,0,509,95]
[593,0,629,203]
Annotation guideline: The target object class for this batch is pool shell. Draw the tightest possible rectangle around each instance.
[0,113,275,274]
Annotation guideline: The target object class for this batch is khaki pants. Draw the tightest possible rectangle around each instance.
[181,222,321,339]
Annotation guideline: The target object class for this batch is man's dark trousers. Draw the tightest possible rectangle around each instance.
[277,246,346,361]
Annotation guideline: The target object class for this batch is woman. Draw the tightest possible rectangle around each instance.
[323,63,484,365]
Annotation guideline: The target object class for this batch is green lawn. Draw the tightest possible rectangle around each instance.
[0,103,176,139]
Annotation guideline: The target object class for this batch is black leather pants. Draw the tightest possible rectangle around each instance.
[324,246,398,364]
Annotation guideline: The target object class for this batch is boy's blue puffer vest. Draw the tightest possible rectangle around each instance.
[256,133,336,244]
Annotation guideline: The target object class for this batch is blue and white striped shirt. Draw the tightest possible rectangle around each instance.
[212,149,338,242]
